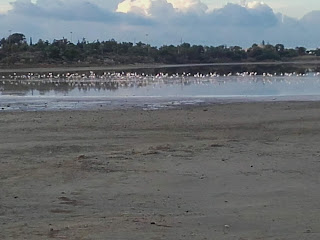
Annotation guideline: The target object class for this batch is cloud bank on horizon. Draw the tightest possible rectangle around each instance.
[0,0,319,48]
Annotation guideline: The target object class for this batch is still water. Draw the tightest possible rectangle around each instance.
[1,69,320,111]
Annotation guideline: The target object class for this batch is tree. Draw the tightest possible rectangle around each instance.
[63,44,80,61]
[8,33,26,45]
[296,47,306,56]
[275,44,284,53]
[0,38,6,47]
[46,45,61,59]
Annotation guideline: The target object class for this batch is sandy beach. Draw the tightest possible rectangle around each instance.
[1,102,320,239]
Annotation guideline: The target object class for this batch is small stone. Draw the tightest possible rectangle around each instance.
[77,154,86,160]
[223,224,230,234]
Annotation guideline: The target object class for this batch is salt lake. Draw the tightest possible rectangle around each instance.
[1,67,320,111]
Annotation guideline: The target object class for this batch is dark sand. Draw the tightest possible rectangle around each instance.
[1,102,320,239]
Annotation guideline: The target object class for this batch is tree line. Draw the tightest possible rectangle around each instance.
[1,33,319,66]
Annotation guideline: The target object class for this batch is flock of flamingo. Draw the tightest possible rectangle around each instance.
[1,71,320,81]
[1,71,320,91]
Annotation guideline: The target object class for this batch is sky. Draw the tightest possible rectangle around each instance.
[0,0,320,48]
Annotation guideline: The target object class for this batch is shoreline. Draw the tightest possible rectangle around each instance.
[2,96,320,112]
[1,60,320,73]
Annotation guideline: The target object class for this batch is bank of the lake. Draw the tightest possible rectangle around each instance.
[1,59,320,74]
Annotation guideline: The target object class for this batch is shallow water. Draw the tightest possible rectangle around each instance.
[1,73,320,111]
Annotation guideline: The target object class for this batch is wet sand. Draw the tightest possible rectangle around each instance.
[1,102,320,239]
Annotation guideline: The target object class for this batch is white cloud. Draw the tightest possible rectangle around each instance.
[116,0,207,15]
[0,3,12,13]
[300,10,320,25]
[117,0,152,16]
[167,0,208,13]
[246,1,268,10]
